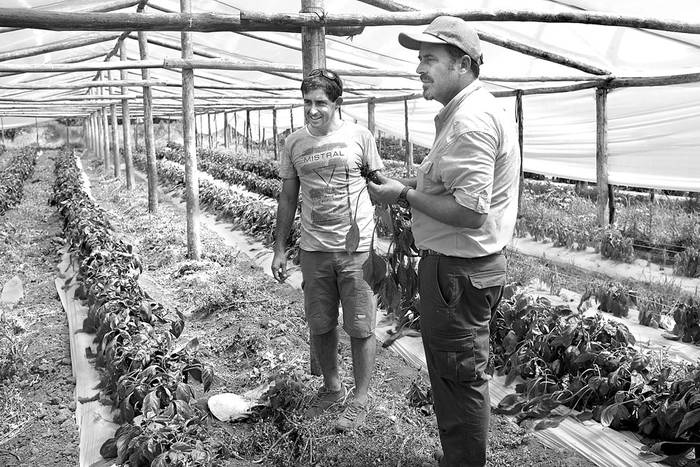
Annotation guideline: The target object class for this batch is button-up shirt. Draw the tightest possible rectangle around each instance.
[412,79,520,257]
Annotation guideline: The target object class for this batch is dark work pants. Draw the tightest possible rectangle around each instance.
[418,253,505,467]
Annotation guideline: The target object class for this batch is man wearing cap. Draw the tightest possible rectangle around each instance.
[368,16,520,467]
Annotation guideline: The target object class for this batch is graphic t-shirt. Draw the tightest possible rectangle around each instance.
[279,121,383,252]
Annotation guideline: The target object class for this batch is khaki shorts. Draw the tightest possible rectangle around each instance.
[300,250,377,338]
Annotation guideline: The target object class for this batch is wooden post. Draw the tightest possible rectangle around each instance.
[65,120,70,145]
[181,0,201,260]
[367,98,376,136]
[257,110,262,157]
[301,0,326,376]
[223,111,229,148]
[596,87,609,227]
[245,109,251,152]
[290,107,294,132]
[207,113,213,149]
[167,116,171,142]
[404,99,413,174]
[234,111,238,152]
[120,40,134,189]
[608,184,615,225]
[515,90,524,214]
[108,70,121,179]
[272,108,279,160]
[101,108,111,172]
[139,24,158,212]
[214,112,218,147]
[35,117,39,146]
[0,116,4,147]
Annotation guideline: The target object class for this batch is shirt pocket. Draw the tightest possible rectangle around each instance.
[417,159,442,194]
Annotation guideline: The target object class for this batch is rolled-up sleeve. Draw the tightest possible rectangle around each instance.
[438,129,497,214]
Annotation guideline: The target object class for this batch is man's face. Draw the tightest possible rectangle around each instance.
[416,43,463,105]
[303,88,338,135]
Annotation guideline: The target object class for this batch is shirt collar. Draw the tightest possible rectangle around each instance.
[435,79,483,126]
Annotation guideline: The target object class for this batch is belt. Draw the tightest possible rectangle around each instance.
[418,248,506,259]
[418,248,447,258]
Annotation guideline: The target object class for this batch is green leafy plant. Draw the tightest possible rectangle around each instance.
[0,147,38,215]
[599,227,635,262]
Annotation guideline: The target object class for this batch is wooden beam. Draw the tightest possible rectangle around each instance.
[367,97,376,136]
[355,0,610,75]
[0,8,697,34]
[595,87,609,227]
[181,0,202,261]
[0,0,140,35]
[0,33,121,63]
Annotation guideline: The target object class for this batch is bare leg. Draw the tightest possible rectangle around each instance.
[350,334,376,404]
[314,327,341,391]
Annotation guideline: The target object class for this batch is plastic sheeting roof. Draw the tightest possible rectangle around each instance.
[0,0,699,190]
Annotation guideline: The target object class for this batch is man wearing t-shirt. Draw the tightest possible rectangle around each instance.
[271,68,384,432]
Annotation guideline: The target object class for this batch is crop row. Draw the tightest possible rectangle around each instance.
[518,181,700,278]
[0,147,38,216]
[148,146,699,342]
[492,291,700,457]
[50,149,219,466]
[134,151,301,252]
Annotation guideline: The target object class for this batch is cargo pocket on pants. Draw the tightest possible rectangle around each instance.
[428,328,478,382]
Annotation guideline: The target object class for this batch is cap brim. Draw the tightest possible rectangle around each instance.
[398,31,448,50]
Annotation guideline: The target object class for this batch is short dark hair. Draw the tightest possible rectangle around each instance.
[445,44,480,78]
[301,68,343,102]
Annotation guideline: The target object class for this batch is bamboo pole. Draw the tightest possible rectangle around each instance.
[290,107,294,132]
[272,108,278,160]
[0,116,4,146]
[139,21,158,213]
[120,41,134,189]
[223,111,229,148]
[181,0,201,261]
[167,116,171,142]
[596,87,609,227]
[1,8,699,34]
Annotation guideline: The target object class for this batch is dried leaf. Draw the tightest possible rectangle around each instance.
[345,221,360,254]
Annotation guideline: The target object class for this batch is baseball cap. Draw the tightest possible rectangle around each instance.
[398,16,483,65]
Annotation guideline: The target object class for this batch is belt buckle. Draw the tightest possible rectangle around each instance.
[419,249,441,258]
